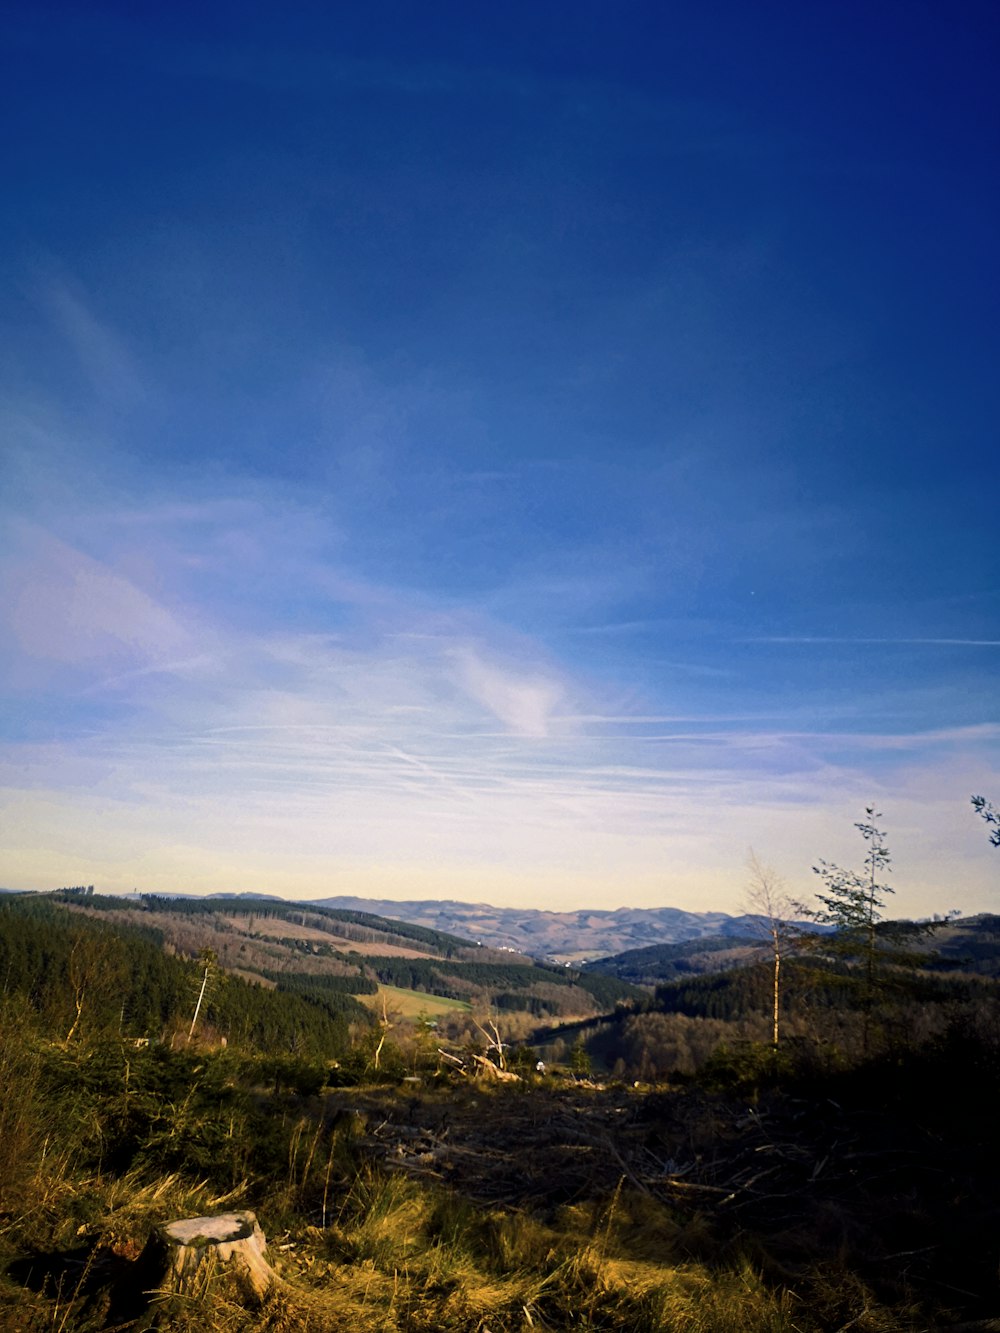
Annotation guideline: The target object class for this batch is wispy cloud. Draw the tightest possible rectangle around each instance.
[566,618,673,636]
[449,646,565,738]
[36,276,146,404]
[748,636,1000,648]
[3,524,192,672]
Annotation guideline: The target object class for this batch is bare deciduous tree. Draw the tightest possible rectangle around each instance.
[371,992,396,1072]
[64,929,120,1044]
[744,850,797,1049]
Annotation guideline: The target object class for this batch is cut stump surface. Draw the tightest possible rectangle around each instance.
[151,1209,278,1297]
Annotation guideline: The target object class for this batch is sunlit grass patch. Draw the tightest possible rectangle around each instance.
[273,1167,817,1333]
[361,985,473,1018]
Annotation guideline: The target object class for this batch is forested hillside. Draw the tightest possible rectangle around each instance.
[583,934,763,984]
[584,912,1000,989]
[541,914,1000,1087]
[11,891,642,1029]
[0,896,372,1056]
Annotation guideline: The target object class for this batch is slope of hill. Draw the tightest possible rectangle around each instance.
[309,895,774,962]
[582,934,765,984]
[29,892,642,1022]
[916,913,1000,975]
[0,893,371,1054]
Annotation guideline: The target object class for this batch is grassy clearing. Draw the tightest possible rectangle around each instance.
[362,985,473,1018]
[0,1030,949,1333]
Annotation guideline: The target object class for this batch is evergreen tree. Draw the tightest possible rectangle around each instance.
[971,795,1000,848]
[808,807,894,1055]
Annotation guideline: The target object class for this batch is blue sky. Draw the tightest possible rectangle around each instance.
[1,2,998,914]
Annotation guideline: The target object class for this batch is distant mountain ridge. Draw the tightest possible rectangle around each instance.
[309,895,775,963]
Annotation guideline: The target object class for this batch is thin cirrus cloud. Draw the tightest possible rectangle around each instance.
[3,524,193,674]
[32,274,148,406]
[1,483,998,916]
[449,645,564,739]
[1,308,997,915]
[749,636,1000,648]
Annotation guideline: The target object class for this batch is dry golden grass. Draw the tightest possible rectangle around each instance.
[0,1135,932,1333]
[0,1017,973,1333]
[220,917,341,945]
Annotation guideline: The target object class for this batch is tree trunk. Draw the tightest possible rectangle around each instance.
[187,962,211,1042]
[772,944,780,1049]
[144,1210,278,1298]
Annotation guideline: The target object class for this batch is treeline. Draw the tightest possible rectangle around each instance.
[355,953,643,1006]
[265,970,379,996]
[268,971,378,1027]
[653,959,846,1021]
[307,906,471,952]
[50,890,148,912]
[0,896,184,1037]
[0,897,367,1057]
[213,975,369,1055]
[922,914,1000,974]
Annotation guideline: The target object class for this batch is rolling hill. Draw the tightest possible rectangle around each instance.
[14,891,643,1023]
[309,895,785,963]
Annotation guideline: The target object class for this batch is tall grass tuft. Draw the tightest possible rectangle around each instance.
[0,997,46,1216]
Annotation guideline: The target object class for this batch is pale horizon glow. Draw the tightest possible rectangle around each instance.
[1,5,998,918]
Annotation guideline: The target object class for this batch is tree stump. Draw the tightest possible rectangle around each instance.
[145,1210,278,1298]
